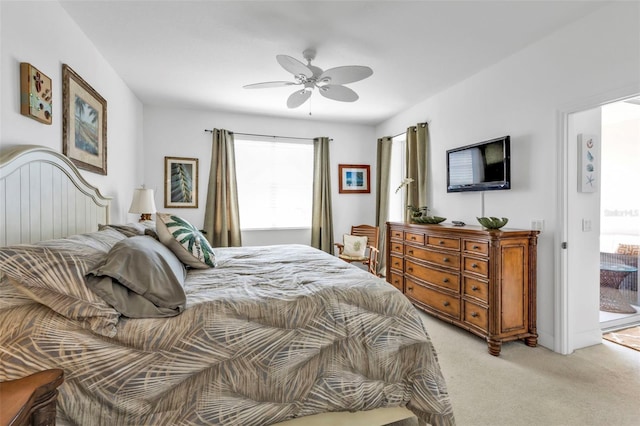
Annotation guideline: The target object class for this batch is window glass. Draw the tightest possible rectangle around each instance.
[388,134,406,222]
[235,139,313,229]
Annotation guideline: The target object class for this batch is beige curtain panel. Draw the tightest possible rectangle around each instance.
[405,123,430,222]
[311,137,334,254]
[203,128,242,247]
[375,136,393,276]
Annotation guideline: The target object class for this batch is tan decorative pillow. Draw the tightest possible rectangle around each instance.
[87,236,187,318]
[156,213,216,268]
[616,244,639,256]
[343,234,368,258]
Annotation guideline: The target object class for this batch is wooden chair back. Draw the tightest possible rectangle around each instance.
[350,224,379,252]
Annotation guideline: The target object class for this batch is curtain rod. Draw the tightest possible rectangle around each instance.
[389,121,429,139]
[204,129,319,141]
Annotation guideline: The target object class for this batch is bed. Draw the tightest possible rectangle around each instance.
[0,145,455,426]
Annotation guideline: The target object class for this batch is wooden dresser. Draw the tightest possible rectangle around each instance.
[386,222,539,356]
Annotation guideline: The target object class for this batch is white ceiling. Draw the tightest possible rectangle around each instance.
[59,0,608,126]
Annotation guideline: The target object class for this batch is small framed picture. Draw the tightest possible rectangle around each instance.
[339,164,370,194]
[20,63,52,124]
[62,64,107,175]
[165,156,199,208]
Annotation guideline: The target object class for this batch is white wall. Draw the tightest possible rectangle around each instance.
[143,106,376,247]
[0,1,143,224]
[375,2,640,352]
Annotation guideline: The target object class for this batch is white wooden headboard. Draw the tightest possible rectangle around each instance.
[0,145,111,246]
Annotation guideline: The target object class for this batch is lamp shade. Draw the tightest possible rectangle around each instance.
[129,188,157,221]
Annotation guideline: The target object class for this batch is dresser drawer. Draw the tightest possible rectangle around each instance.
[405,246,460,269]
[406,278,460,319]
[389,254,403,271]
[426,235,460,250]
[463,300,488,332]
[405,259,460,292]
[464,239,489,256]
[388,271,404,292]
[463,276,489,303]
[405,232,425,245]
[390,241,404,254]
[464,256,489,277]
[390,228,404,240]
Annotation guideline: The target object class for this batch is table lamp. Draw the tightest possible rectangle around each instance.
[128,187,157,222]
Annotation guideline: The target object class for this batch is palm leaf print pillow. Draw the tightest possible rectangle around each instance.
[156,213,216,268]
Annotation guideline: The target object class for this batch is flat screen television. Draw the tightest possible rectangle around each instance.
[446,136,511,192]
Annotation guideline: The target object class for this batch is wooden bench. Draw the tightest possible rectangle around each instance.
[0,369,64,426]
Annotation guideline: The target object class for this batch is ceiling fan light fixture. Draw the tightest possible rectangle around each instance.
[245,49,373,109]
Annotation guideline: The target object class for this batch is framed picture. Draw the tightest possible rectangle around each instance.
[62,64,107,175]
[339,164,370,194]
[577,133,598,193]
[20,63,52,124]
[165,156,199,208]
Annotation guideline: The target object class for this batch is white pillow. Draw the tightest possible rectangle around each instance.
[343,234,368,258]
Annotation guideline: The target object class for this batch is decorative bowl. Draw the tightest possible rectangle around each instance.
[477,216,509,229]
[413,216,446,224]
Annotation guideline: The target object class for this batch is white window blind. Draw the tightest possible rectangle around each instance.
[235,138,313,229]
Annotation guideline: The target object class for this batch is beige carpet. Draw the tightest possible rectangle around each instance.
[603,326,640,352]
[419,312,640,426]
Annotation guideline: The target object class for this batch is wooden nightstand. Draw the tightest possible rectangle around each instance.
[0,369,64,426]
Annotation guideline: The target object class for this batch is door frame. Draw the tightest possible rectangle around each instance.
[557,84,640,354]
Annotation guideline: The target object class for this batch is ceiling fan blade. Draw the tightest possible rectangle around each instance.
[287,89,312,108]
[243,81,297,89]
[276,55,313,78]
[319,85,359,102]
[318,66,373,85]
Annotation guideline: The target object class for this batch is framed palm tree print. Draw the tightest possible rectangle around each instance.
[62,64,107,175]
[165,156,199,208]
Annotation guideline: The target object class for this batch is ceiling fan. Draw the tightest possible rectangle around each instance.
[243,49,373,109]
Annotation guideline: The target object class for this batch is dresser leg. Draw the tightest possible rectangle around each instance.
[487,340,502,356]
[524,336,538,347]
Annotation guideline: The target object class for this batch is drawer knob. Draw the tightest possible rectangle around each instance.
[443,278,449,283]
[443,257,450,263]
[472,245,479,250]
[411,236,416,240]
[407,286,413,291]
[443,301,450,307]
[438,240,445,245]
[394,279,400,284]
[471,263,478,269]
[471,312,479,318]
[471,285,479,291]
[408,267,413,272]
[408,250,414,255]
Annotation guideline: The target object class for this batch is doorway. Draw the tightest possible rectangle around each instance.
[598,100,640,331]
[560,91,640,355]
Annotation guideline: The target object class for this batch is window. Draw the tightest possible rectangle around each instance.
[235,138,313,229]
[388,134,406,222]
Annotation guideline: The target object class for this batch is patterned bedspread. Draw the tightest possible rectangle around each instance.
[0,244,454,425]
